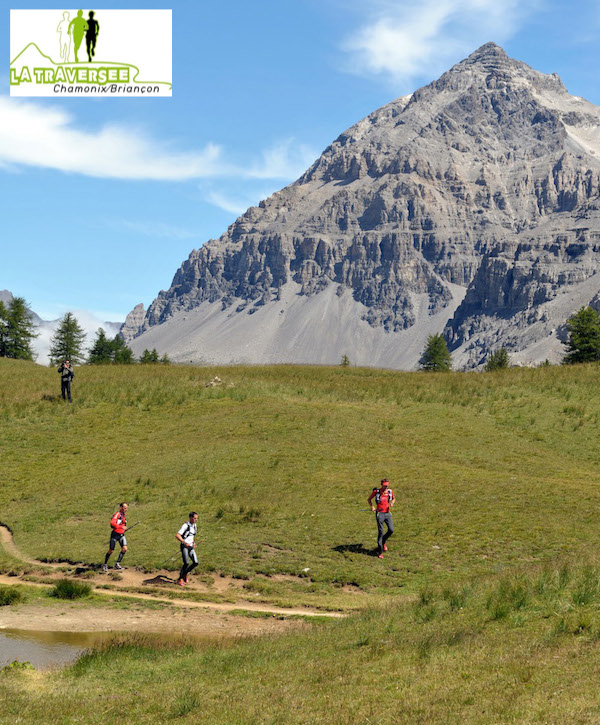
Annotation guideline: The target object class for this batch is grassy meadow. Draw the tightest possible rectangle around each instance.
[2,358,600,600]
[5,561,600,722]
[4,358,600,721]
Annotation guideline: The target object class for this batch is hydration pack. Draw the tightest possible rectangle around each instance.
[373,488,393,505]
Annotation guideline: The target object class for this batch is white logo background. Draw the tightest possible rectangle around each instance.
[11,9,172,97]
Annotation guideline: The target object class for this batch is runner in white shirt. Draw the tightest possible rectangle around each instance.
[176,512,198,587]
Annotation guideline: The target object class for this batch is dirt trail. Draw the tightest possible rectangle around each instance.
[0,525,343,621]
[0,574,313,636]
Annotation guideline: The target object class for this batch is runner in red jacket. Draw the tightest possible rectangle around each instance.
[368,479,395,559]
[102,502,128,571]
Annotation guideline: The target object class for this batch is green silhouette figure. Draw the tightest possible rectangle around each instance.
[56,11,72,62]
[86,11,100,62]
[68,9,88,63]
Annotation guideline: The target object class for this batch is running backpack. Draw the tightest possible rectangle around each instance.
[373,488,393,505]
[180,522,196,540]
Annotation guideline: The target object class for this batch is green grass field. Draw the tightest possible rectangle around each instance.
[4,358,600,721]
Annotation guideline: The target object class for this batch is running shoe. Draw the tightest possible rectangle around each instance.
[102,564,108,572]
[115,563,123,570]
[383,544,388,552]
[178,579,186,587]
[377,553,384,559]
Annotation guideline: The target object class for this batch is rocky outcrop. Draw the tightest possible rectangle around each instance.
[119,303,146,343]
[129,43,600,368]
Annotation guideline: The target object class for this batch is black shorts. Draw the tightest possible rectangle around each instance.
[109,532,127,549]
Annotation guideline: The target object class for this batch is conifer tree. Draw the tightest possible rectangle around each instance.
[1,297,37,360]
[49,312,86,365]
[111,335,134,364]
[419,334,452,371]
[485,347,510,371]
[563,306,600,364]
[88,328,114,364]
[0,301,8,358]
[139,348,160,364]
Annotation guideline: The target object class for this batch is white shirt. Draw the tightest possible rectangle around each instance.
[178,521,196,546]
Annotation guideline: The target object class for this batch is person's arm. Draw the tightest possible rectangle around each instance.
[368,490,376,512]
[110,512,120,530]
[390,490,395,508]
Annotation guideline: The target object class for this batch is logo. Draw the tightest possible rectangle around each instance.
[10,9,172,97]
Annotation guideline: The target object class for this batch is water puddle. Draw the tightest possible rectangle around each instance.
[0,629,109,669]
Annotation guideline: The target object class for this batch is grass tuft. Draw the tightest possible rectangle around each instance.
[50,579,92,600]
[0,585,24,606]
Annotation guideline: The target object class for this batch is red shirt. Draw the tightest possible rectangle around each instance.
[110,510,127,534]
[368,487,394,513]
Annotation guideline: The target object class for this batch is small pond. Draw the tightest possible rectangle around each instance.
[0,629,106,669]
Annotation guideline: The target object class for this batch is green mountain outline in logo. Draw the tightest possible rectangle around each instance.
[10,42,172,90]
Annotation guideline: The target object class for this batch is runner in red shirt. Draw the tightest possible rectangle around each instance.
[102,502,129,571]
[368,479,395,559]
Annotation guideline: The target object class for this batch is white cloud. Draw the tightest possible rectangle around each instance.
[204,191,250,216]
[0,97,223,180]
[116,219,198,240]
[245,139,318,180]
[0,97,318,182]
[204,186,279,215]
[342,0,540,85]
[33,308,123,366]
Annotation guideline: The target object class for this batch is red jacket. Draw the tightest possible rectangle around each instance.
[110,510,127,534]
[368,487,394,513]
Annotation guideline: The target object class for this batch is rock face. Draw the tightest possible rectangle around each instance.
[120,303,146,343]
[128,43,600,368]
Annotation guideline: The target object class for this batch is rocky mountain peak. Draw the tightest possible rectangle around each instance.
[127,45,600,369]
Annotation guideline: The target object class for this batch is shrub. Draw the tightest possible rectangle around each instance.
[0,585,24,606]
[50,579,92,600]
[485,348,510,371]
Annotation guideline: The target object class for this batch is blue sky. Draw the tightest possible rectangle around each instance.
[2,0,600,322]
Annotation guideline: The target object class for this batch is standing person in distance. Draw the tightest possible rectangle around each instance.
[368,479,395,559]
[176,512,199,587]
[57,359,74,403]
[102,502,129,571]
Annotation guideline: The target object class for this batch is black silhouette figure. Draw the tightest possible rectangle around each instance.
[86,11,100,62]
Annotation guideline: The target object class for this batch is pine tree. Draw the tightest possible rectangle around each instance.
[563,307,600,364]
[2,297,37,360]
[49,312,86,366]
[340,354,350,367]
[160,353,171,365]
[140,348,160,364]
[111,335,134,364]
[0,301,8,358]
[88,328,114,364]
[485,348,510,371]
[419,334,452,371]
